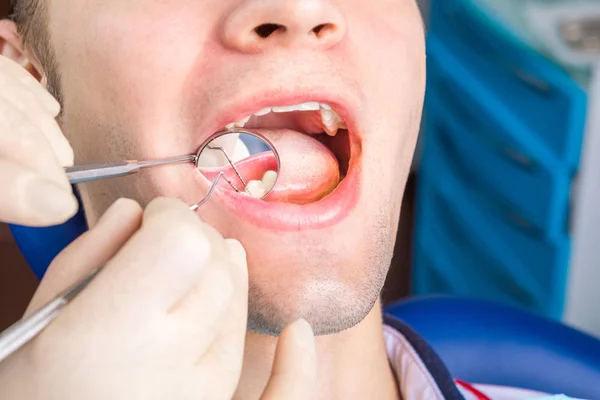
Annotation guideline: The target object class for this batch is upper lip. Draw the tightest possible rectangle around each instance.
[197,86,362,143]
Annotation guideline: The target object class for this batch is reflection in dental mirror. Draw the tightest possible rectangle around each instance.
[195,130,280,200]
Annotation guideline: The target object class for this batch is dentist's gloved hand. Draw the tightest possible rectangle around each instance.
[0,55,77,226]
[0,198,316,400]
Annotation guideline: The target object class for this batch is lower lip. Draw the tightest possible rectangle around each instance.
[198,158,361,232]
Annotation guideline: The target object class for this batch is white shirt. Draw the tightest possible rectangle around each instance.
[384,324,551,400]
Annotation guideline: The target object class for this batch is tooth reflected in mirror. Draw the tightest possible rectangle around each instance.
[195,130,280,200]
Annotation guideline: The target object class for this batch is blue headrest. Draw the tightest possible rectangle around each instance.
[9,187,88,279]
[386,296,600,399]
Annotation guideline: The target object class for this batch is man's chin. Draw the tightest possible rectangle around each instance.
[245,257,389,337]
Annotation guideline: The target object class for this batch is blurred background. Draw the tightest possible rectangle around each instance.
[3,0,600,341]
[412,0,600,339]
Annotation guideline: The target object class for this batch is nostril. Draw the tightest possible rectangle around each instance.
[312,23,336,38]
[254,23,286,38]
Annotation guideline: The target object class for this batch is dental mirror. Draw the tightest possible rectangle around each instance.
[64,129,280,209]
[191,130,280,207]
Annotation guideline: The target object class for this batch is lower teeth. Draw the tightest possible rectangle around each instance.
[243,169,277,199]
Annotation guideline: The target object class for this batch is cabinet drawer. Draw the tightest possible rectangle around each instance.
[414,203,540,313]
[429,1,587,168]
[427,36,558,170]
[425,91,570,238]
[416,138,570,318]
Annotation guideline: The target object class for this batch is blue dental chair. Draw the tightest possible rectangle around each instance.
[386,296,600,399]
[8,195,600,399]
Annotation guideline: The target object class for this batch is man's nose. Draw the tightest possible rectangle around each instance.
[221,0,347,53]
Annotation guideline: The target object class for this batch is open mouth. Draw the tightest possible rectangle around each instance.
[214,101,354,205]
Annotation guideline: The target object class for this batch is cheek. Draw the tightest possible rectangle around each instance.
[52,5,214,157]
[345,6,426,137]
[354,9,425,197]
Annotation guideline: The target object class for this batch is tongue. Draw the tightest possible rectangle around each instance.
[199,129,340,204]
[257,129,340,204]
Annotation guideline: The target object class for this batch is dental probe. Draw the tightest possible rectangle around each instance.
[0,172,231,364]
[206,145,249,192]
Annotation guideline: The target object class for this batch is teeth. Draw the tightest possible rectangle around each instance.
[255,107,271,116]
[261,170,278,192]
[226,115,251,130]
[243,170,277,199]
[245,180,267,199]
[223,101,346,136]
[234,115,251,128]
[320,107,346,137]
[272,102,320,113]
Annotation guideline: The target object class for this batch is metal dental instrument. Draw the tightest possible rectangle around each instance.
[207,145,249,192]
[189,171,233,210]
[65,130,265,194]
[0,131,281,363]
[66,154,197,184]
[0,176,224,363]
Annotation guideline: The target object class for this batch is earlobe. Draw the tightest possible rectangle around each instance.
[0,19,42,81]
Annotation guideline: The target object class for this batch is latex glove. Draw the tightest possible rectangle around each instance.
[0,55,77,226]
[0,198,316,399]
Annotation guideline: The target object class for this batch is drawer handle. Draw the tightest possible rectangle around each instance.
[509,66,552,93]
[435,78,537,171]
[432,192,539,307]
[435,125,541,237]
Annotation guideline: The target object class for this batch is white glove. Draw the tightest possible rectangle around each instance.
[0,55,77,226]
[0,198,316,400]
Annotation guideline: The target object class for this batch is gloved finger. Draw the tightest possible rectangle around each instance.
[164,265,235,366]
[79,197,213,316]
[187,245,248,400]
[260,319,317,400]
[0,86,73,168]
[224,238,248,275]
[0,56,60,115]
[0,158,77,226]
[24,198,143,316]
[169,238,248,364]
[0,57,71,166]
[0,99,72,186]
[215,239,249,342]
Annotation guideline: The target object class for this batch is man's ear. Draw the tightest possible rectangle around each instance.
[0,19,43,81]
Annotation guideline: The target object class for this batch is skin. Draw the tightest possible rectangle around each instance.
[1,0,426,398]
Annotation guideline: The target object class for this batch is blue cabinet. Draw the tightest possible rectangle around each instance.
[414,0,587,319]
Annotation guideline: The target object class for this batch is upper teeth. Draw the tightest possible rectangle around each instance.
[224,102,347,137]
